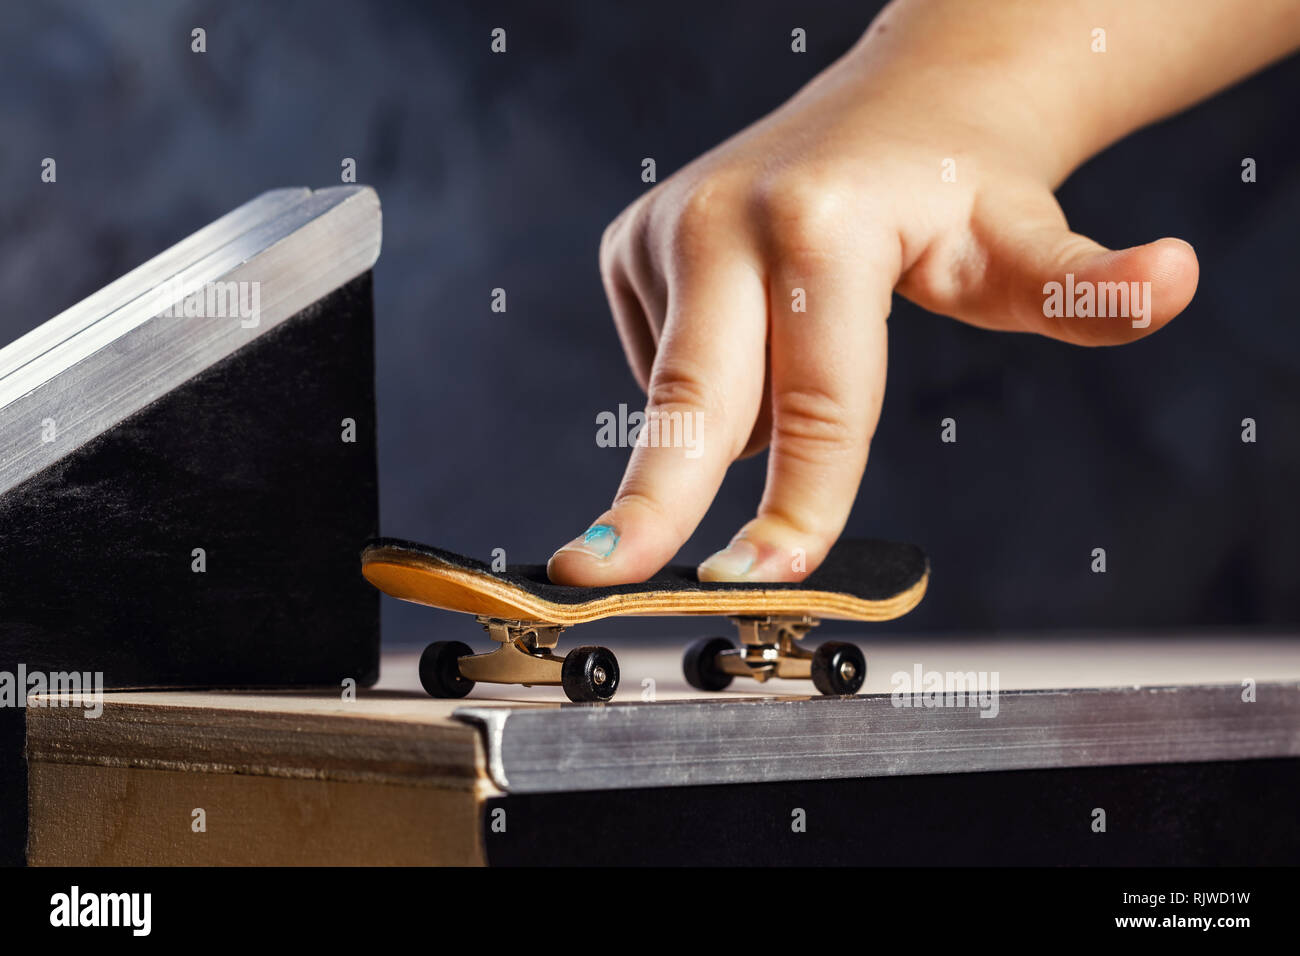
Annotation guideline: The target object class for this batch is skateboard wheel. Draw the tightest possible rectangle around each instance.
[682,636,736,692]
[561,645,620,703]
[811,641,866,696]
[418,640,475,699]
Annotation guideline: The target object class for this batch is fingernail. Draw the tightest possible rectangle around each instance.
[555,524,620,560]
[698,539,758,580]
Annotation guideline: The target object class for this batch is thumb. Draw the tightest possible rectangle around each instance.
[971,195,1199,346]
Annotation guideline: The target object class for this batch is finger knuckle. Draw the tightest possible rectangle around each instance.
[599,223,621,273]
[771,386,861,461]
[600,200,643,271]
[754,171,848,268]
[646,361,720,418]
[610,488,668,520]
[765,503,840,543]
[669,179,735,258]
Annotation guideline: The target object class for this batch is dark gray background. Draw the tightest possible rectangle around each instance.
[2,1,1296,647]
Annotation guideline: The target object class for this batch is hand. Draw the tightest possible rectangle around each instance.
[549,3,1215,586]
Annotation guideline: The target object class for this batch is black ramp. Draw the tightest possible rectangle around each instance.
[0,188,382,865]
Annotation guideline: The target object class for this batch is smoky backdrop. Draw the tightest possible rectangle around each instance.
[2,1,1296,645]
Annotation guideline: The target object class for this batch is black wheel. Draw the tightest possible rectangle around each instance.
[810,641,866,696]
[419,640,475,698]
[682,636,736,692]
[561,645,620,702]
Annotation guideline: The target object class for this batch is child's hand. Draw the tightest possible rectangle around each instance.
[548,0,1298,586]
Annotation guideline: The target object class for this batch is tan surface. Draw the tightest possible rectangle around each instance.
[24,689,490,786]
[26,686,496,866]
[28,763,485,866]
[362,546,928,624]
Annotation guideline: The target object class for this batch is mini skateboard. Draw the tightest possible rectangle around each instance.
[361,537,928,703]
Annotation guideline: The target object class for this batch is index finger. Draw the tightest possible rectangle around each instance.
[548,253,766,585]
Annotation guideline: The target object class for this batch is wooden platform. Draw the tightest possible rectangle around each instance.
[24,633,1300,865]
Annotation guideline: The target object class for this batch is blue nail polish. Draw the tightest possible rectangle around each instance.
[580,524,619,558]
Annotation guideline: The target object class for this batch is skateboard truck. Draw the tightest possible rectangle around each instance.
[418,617,620,704]
[682,615,867,695]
